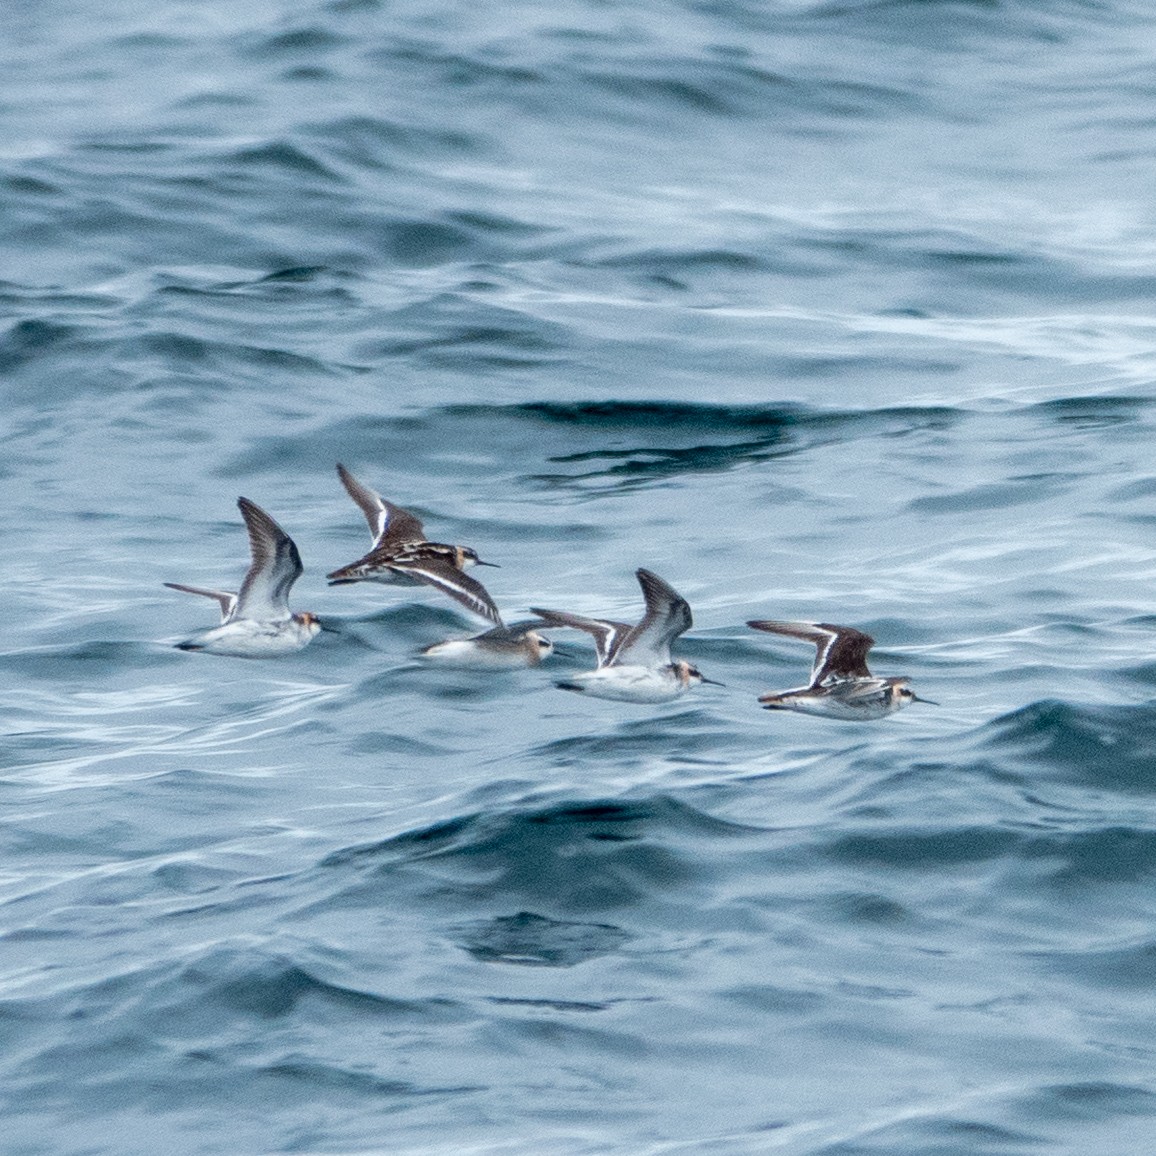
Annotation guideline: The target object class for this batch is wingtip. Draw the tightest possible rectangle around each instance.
[334,462,360,494]
[635,567,684,601]
[758,692,790,709]
[634,566,669,591]
[236,495,275,526]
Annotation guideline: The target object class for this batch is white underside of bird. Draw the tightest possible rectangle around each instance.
[555,664,694,703]
[758,678,910,720]
[420,625,553,670]
[177,615,320,658]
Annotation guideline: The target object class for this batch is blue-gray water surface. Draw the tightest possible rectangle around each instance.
[4,1,1156,1152]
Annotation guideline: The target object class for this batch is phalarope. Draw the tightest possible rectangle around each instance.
[532,568,719,702]
[420,621,554,669]
[326,464,502,625]
[166,497,321,657]
[747,619,934,719]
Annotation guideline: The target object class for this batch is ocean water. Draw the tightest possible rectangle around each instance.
[4,0,1156,1152]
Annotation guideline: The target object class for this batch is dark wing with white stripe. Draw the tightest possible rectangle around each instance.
[747,620,875,686]
[530,608,633,668]
[615,568,692,667]
[396,558,503,625]
[233,497,303,621]
[336,463,426,546]
[163,583,237,622]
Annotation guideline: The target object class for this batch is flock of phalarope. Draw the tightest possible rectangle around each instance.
[166,465,933,719]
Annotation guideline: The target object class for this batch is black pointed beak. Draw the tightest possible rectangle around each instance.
[475,560,500,568]
[700,676,727,687]
[911,694,938,705]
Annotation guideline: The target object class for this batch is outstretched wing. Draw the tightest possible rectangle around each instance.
[233,497,303,621]
[397,558,503,625]
[747,620,874,686]
[530,607,633,668]
[615,568,692,667]
[479,620,547,643]
[163,582,237,622]
[336,463,426,546]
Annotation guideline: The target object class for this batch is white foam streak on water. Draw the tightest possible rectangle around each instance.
[495,288,1156,394]
[8,681,348,788]
[712,308,1156,387]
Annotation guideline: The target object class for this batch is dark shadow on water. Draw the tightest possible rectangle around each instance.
[980,698,1156,794]
[452,911,632,967]
[218,398,962,492]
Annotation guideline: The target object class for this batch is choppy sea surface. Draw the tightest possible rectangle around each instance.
[4,1,1156,1152]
